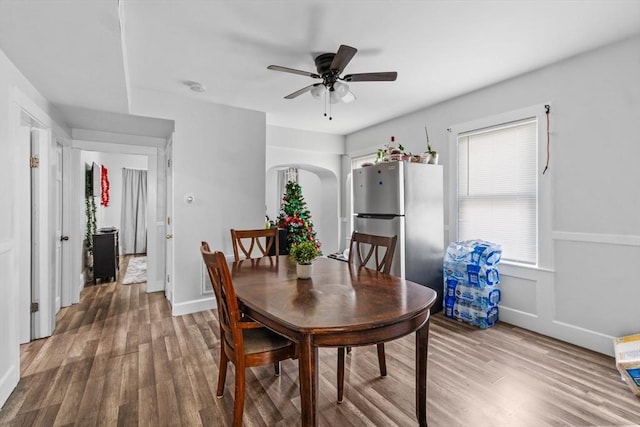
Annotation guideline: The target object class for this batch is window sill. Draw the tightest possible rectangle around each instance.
[499,260,554,278]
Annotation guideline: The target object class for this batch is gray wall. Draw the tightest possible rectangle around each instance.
[132,89,266,315]
[345,35,640,355]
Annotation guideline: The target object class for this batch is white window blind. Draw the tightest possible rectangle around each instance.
[457,118,537,264]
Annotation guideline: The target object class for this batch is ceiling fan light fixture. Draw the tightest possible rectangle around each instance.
[342,90,356,104]
[328,81,353,104]
[334,81,349,97]
[310,84,325,99]
[329,87,340,104]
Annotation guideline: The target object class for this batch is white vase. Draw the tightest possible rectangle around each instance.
[296,263,312,279]
[428,153,439,165]
[419,153,431,164]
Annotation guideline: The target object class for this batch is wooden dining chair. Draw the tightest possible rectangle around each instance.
[337,231,398,403]
[230,228,279,262]
[200,241,297,427]
[348,231,397,275]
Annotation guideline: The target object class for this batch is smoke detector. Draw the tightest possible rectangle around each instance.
[186,81,206,93]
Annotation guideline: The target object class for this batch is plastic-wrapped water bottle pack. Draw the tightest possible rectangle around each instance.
[444,299,499,329]
[443,240,502,329]
[445,279,501,310]
[443,261,500,288]
[445,239,502,266]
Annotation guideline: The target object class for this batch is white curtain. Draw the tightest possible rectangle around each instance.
[121,168,147,254]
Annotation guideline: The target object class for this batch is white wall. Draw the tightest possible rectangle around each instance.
[266,125,344,254]
[80,151,148,232]
[345,35,640,356]
[131,89,266,316]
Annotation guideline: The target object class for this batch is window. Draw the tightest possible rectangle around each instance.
[456,117,538,264]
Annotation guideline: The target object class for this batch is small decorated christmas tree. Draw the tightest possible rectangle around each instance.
[277,181,321,252]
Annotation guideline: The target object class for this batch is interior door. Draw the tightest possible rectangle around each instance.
[54,142,64,313]
[30,129,40,339]
[31,128,55,339]
[17,126,31,344]
[165,136,174,303]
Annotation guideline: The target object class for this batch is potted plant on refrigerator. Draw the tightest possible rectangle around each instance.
[289,240,320,279]
[426,142,439,165]
[423,125,438,164]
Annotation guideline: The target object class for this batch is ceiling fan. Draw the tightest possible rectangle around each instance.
[267,44,397,113]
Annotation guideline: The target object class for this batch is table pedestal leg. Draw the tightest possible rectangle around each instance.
[299,334,318,427]
[416,320,431,427]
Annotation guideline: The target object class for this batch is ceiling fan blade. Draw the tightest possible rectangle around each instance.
[284,84,321,99]
[342,72,398,82]
[330,45,357,73]
[268,65,320,79]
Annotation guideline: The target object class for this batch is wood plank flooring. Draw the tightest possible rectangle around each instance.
[1,256,639,426]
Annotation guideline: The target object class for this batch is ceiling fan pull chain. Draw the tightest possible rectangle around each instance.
[323,88,327,118]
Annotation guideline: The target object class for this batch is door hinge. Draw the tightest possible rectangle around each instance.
[167,158,172,168]
[167,274,171,283]
[30,156,40,168]
[30,302,39,313]
[167,216,171,226]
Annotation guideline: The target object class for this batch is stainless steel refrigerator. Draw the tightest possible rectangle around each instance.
[352,161,444,311]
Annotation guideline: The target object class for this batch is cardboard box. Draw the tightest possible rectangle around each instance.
[614,334,640,396]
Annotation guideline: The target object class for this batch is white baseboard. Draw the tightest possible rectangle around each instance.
[0,362,18,409]
[171,296,216,317]
[499,306,615,357]
[549,320,616,357]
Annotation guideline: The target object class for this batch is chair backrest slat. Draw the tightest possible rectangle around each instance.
[348,231,398,274]
[230,228,279,261]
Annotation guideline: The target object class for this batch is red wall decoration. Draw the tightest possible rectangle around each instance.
[100,165,110,207]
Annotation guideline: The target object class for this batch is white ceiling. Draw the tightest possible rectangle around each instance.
[1,0,639,136]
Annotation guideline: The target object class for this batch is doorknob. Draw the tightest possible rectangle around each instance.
[60,235,69,242]
[165,234,173,240]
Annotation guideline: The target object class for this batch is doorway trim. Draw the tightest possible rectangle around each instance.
[12,87,70,341]
[70,135,164,301]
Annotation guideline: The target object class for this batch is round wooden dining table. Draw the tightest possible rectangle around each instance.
[231,256,437,427]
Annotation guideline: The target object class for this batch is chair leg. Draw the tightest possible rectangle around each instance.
[337,347,346,403]
[377,343,387,377]
[216,349,229,397]
[274,361,281,376]
[233,362,246,427]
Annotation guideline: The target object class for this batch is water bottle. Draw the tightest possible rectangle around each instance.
[452,281,501,309]
[452,300,499,329]
[443,262,500,288]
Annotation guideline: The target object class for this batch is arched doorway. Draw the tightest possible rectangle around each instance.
[266,164,340,254]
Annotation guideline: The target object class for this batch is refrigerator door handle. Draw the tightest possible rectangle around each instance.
[356,214,398,220]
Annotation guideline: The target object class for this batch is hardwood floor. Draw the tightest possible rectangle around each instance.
[1,257,639,426]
